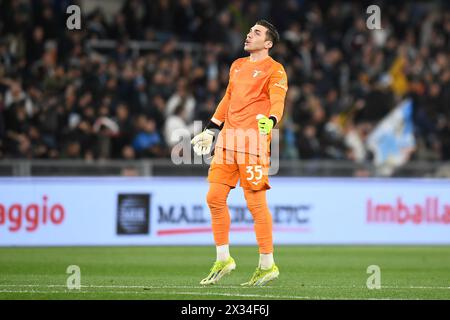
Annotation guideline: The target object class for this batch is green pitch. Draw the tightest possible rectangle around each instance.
[0,246,449,300]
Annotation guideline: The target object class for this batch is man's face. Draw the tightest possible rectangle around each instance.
[244,24,272,52]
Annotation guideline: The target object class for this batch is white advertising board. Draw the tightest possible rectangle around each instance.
[0,177,449,246]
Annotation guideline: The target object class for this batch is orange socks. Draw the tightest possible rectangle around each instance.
[243,188,273,254]
[206,183,273,254]
[206,183,232,246]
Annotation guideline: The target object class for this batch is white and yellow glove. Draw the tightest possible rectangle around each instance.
[256,114,275,135]
[191,129,215,156]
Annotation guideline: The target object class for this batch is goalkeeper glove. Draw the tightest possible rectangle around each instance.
[256,114,275,135]
[191,129,215,156]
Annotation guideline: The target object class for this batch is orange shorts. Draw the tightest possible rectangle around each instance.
[207,148,271,191]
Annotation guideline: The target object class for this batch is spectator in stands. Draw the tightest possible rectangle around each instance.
[132,114,163,158]
[0,0,448,166]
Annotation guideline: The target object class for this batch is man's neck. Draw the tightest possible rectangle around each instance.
[249,50,269,62]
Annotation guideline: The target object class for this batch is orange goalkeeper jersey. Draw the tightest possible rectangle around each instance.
[211,56,288,156]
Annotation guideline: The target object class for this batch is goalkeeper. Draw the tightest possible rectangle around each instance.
[191,20,288,286]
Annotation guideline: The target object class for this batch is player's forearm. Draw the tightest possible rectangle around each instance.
[268,92,286,127]
[211,95,230,127]
[211,80,233,125]
[207,98,227,130]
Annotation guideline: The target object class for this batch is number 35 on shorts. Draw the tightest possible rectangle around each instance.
[246,165,263,184]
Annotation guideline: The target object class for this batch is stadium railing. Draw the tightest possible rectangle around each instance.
[86,39,203,58]
[0,159,449,178]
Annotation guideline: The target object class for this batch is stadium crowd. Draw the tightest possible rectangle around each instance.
[0,0,449,162]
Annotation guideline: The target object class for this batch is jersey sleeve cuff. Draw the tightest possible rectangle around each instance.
[269,115,278,127]
[206,118,224,131]
[211,117,223,126]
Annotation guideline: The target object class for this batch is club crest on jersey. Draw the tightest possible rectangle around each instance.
[253,70,262,78]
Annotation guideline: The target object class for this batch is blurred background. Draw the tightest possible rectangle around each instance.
[0,0,449,177]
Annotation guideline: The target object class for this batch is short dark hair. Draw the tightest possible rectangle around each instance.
[255,20,280,47]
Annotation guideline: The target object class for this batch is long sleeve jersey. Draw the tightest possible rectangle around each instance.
[211,56,288,155]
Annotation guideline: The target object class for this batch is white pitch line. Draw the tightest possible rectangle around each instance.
[0,284,448,290]
[164,291,424,300]
[384,286,450,290]
[0,289,312,299]
[0,289,411,300]
[0,284,247,289]
[0,289,182,296]
[0,284,282,289]
[148,291,324,299]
